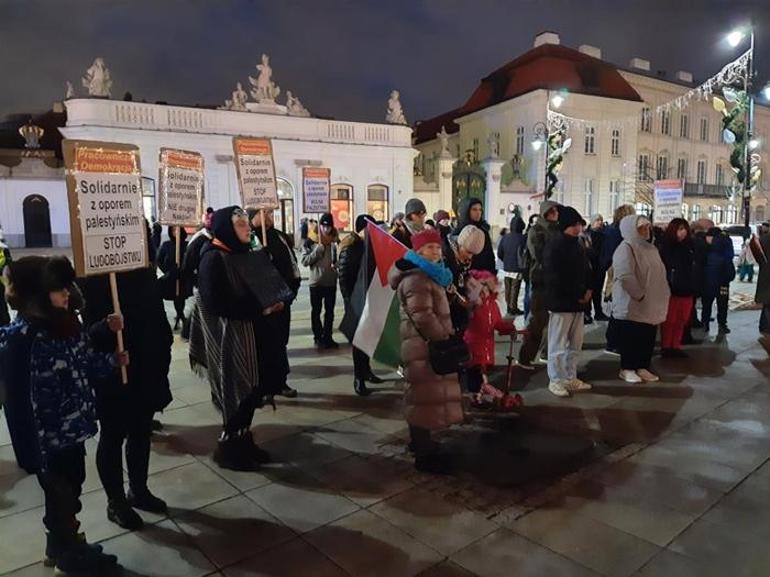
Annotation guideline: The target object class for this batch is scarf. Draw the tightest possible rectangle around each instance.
[404,219,425,235]
[404,250,453,288]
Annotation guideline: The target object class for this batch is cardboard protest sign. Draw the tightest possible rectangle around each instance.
[653,179,684,226]
[158,148,205,226]
[302,167,331,213]
[232,137,278,209]
[63,140,148,277]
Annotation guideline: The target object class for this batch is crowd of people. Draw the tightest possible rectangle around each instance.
[1,197,770,573]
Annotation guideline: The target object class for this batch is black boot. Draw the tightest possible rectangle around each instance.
[44,533,110,568]
[414,451,454,475]
[365,372,385,384]
[107,499,144,531]
[354,377,371,397]
[127,487,168,514]
[213,436,260,472]
[239,431,272,464]
[55,541,120,575]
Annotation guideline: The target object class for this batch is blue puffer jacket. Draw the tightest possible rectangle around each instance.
[0,317,114,472]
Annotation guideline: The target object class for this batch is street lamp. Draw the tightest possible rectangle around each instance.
[532,122,547,151]
[749,138,760,150]
[726,25,755,228]
[727,30,745,47]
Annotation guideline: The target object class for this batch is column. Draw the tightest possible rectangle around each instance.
[437,154,456,213]
[483,157,506,228]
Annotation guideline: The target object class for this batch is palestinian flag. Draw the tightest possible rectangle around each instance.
[352,222,407,367]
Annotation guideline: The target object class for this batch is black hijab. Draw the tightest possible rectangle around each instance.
[212,206,250,254]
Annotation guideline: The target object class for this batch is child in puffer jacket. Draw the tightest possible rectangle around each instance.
[0,256,128,575]
[462,270,515,404]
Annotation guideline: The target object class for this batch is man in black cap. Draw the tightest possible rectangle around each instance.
[391,198,427,248]
[301,212,340,349]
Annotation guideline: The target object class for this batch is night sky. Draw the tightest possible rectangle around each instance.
[1,0,769,124]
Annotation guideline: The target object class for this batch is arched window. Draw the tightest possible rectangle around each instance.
[710,205,724,224]
[756,205,766,223]
[330,184,353,231]
[367,185,389,222]
[692,204,701,220]
[274,178,295,242]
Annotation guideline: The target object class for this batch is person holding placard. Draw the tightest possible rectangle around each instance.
[158,226,193,331]
[249,208,301,398]
[302,212,340,349]
[196,206,293,471]
[78,259,173,531]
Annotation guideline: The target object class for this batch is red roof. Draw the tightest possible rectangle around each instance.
[414,43,642,144]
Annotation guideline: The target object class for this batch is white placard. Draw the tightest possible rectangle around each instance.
[64,141,148,277]
[303,167,331,213]
[653,179,684,226]
[158,148,205,226]
[232,137,278,209]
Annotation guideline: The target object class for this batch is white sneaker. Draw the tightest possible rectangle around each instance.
[567,378,593,392]
[619,370,643,384]
[548,381,570,397]
[636,369,660,382]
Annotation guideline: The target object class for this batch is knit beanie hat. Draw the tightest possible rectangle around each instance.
[319,212,335,227]
[355,214,374,233]
[558,206,586,232]
[411,229,442,252]
[433,209,450,223]
[457,225,485,255]
[405,198,427,217]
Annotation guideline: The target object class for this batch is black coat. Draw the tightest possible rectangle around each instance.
[659,238,696,297]
[78,267,173,414]
[157,239,193,300]
[453,197,496,274]
[442,236,472,332]
[543,233,589,313]
[338,233,364,300]
[180,230,212,289]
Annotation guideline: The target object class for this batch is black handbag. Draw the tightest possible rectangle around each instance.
[401,295,470,375]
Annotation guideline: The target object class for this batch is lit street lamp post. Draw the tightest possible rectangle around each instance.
[728,26,755,230]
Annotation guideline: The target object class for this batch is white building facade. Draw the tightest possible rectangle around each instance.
[0,97,415,248]
[414,32,770,230]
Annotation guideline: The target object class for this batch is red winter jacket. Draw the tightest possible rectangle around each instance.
[463,294,512,368]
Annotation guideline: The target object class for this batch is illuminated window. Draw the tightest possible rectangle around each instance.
[366,184,389,222]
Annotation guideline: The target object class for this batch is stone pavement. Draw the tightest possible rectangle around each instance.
[2,287,770,577]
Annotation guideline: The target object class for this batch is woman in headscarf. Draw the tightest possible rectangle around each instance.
[452,197,496,274]
[192,206,292,472]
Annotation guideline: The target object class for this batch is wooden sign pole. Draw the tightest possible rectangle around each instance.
[108,272,128,385]
[174,226,182,297]
[260,210,268,247]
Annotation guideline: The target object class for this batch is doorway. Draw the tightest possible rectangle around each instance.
[23,194,52,248]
